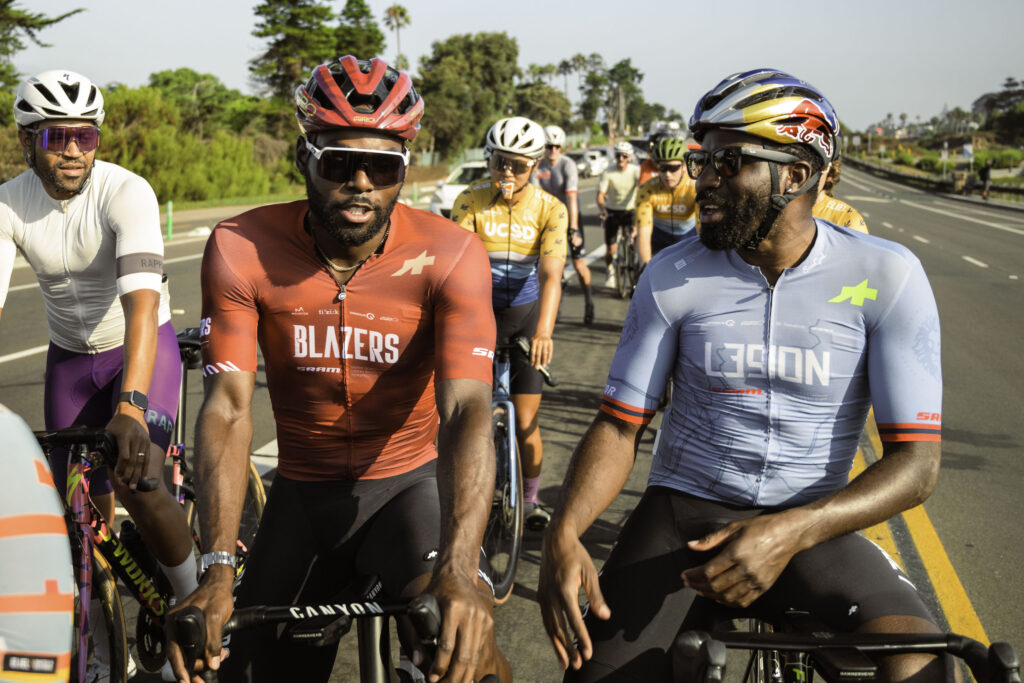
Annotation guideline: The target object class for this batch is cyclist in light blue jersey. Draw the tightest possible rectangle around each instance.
[539,69,953,683]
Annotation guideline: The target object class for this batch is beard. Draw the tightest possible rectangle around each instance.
[305,175,399,247]
[697,184,774,251]
[40,158,94,196]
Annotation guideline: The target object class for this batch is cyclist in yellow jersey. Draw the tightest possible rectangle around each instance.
[635,135,699,267]
[451,116,568,531]
[812,158,869,234]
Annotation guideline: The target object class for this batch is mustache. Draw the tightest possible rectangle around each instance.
[696,189,725,205]
[335,196,377,211]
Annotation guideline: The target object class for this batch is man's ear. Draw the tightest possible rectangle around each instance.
[785,160,814,193]
[17,128,33,153]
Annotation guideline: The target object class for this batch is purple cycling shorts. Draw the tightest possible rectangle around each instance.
[44,321,182,496]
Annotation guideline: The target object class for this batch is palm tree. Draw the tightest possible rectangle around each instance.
[382,4,410,67]
[558,59,572,100]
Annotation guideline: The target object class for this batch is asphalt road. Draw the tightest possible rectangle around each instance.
[1,171,1020,681]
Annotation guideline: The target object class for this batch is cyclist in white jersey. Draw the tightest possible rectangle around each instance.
[539,69,952,682]
[0,72,197,679]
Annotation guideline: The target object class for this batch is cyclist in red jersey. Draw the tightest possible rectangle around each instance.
[167,56,510,683]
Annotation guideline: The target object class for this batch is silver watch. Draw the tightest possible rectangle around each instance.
[199,551,237,575]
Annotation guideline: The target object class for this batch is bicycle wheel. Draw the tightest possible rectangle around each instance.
[615,233,631,299]
[89,552,129,682]
[481,405,523,603]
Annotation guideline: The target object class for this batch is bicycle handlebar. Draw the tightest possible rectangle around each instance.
[170,594,443,682]
[504,336,559,387]
[34,426,159,492]
[674,629,1021,683]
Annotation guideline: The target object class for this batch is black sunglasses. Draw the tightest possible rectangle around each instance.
[684,147,800,180]
[657,162,684,174]
[489,154,536,175]
[304,140,409,187]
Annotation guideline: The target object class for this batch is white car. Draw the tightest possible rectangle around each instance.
[586,150,609,177]
[428,161,489,218]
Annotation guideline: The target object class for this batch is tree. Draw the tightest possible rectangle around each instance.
[0,1,84,89]
[382,4,409,67]
[249,0,337,101]
[417,32,519,159]
[148,68,238,137]
[557,59,572,100]
[336,0,385,60]
[511,80,571,128]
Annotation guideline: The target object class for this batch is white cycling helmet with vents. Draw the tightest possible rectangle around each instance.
[485,116,546,159]
[544,125,566,147]
[614,141,634,157]
[14,70,106,128]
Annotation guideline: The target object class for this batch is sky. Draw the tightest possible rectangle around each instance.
[16,0,1024,133]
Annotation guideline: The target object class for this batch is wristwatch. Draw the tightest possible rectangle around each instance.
[199,551,238,575]
[118,390,148,412]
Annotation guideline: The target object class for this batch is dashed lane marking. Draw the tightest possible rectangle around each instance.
[912,235,930,244]
[962,256,989,268]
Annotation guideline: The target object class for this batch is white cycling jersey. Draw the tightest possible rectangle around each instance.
[0,160,171,353]
[601,221,942,507]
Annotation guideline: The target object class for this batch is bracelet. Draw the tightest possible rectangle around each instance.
[198,551,237,575]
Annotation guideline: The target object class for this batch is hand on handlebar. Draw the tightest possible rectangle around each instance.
[106,410,157,492]
[530,334,553,370]
[166,569,233,682]
[417,570,496,683]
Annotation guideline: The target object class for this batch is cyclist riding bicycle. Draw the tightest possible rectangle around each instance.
[0,70,198,680]
[812,158,869,234]
[635,134,698,268]
[535,124,595,325]
[539,68,952,682]
[0,404,73,683]
[451,115,568,532]
[596,141,640,291]
[169,56,510,683]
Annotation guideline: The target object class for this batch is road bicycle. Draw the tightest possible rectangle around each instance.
[482,336,557,603]
[673,610,1021,683]
[167,576,503,683]
[613,223,639,299]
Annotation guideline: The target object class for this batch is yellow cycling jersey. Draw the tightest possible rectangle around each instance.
[813,195,869,234]
[635,175,698,238]
[450,180,568,307]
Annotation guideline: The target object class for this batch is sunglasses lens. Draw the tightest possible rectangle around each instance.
[38,126,100,153]
[658,163,683,173]
[491,156,530,175]
[684,152,706,179]
[714,149,744,177]
[319,151,405,186]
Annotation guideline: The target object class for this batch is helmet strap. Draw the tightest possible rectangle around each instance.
[742,163,821,251]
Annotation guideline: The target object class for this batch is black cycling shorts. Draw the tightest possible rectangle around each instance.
[603,210,635,246]
[495,300,543,395]
[221,461,443,682]
[565,486,938,682]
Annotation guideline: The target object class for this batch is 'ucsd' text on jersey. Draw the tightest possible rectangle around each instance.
[199,201,496,481]
[601,221,942,507]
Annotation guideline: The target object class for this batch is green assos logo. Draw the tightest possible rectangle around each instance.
[829,279,878,307]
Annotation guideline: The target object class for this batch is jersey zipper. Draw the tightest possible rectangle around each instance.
[758,278,777,504]
[59,199,89,351]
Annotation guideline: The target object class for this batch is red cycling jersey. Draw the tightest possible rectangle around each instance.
[200,200,495,481]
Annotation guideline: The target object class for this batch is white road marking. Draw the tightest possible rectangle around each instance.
[882,221,894,229]
[899,199,1024,237]
[5,252,204,296]
[912,235,930,244]
[0,344,47,364]
[1010,275,1019,280]
[962,256,989,268]
[844,195,893,203]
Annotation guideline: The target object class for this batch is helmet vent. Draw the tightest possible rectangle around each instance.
[86,85,99,108]
[60,81,81,103]
[31,84,60,106]
[16,100,34,114]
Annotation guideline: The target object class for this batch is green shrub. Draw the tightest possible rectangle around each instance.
[916,156,941,173]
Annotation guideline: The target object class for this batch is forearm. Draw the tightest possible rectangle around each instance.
[434,383,495,579]
[536,256,563,338]
[567,193,579,232]
[638,224,653,264]
[194,391,254,555]
[551,413,640,539]
[119,291,159,397]
[596,192,607,212]
[782,441,940,553]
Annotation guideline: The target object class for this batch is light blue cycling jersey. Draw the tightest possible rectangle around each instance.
[600,221,942,508]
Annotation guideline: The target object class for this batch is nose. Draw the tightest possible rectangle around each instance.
[348,167,374,193]
[694,163,721,195]
[63,139,85,158]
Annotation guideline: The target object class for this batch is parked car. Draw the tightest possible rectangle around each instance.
[566,150,590,178]
[586,150,609,177]
[428,161,489,218]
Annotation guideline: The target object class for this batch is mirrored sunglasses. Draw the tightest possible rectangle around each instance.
[489,154,536,175]
[31,126,101,154]
[304,140,409,187]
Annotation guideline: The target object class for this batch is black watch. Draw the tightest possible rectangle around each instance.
[118,390,148,412]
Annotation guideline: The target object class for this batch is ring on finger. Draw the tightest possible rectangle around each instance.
[137,452,146,458]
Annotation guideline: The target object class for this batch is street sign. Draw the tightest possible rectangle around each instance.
[853,135,861,147]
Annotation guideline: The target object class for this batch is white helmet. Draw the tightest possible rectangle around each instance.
[614,141,634,157]
[14,70,106,128]
[485,116,546,159]
[544,125,566,147]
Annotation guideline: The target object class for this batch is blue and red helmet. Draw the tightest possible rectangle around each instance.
[295,56,424,141]
[689,69,840,163]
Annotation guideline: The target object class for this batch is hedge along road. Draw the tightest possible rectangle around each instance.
[0,175,1018,680]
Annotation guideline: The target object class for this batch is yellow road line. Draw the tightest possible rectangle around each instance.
[862,412,989,647]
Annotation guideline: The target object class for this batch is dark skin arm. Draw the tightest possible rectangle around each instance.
[538,412,644,670]
[682,440,941,608]
[166,371,255,682]
[419,377,507,683]
[108,288,161,489]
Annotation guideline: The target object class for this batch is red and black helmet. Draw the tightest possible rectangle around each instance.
[294,56,424,141]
